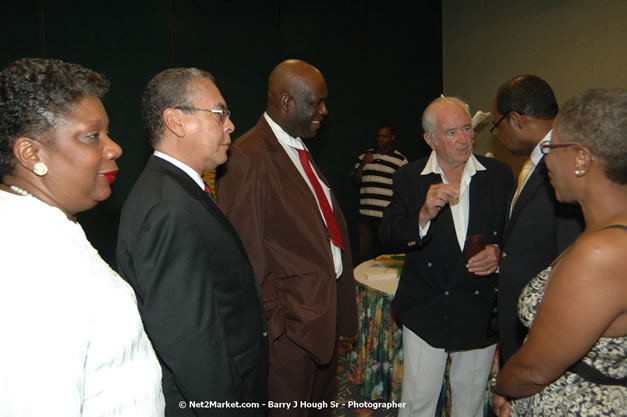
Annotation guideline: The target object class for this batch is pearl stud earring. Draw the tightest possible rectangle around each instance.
[33,162,48,176]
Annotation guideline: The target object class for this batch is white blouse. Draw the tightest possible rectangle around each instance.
[0,191,165,417]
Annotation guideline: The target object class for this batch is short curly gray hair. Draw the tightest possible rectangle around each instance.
[0,57,109,176]
[555,88,627,185]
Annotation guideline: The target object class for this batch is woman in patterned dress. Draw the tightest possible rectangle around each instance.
[492,88,627,417]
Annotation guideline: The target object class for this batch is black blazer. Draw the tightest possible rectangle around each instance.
[379,155,514,351]
[498,157,583,363]
[116,156,268,416]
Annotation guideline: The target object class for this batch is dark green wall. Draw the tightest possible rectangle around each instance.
[2,1,442,265]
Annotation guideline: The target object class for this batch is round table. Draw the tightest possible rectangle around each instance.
[353,258,401,296]
[349,256,404,402]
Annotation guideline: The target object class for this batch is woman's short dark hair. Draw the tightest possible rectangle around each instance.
[0,57,109,176]
[556,88,627,185]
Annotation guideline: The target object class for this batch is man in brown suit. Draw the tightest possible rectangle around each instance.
[217,59,357,417]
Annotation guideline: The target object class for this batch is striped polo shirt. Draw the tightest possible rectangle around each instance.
[354,148,408,218]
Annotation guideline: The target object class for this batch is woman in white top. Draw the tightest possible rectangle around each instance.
[0,58,165,416]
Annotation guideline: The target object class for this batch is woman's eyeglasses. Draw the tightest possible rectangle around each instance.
[540,142,582,154]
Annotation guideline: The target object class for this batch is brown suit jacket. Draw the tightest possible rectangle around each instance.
[217,116,357,365]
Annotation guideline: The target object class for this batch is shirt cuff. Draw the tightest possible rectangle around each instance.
[419,221,431,238]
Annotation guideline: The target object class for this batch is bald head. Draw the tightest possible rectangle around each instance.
[266,59,328,139]
[268,59,324,96]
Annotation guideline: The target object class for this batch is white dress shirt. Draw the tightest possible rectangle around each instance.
[154,150,205,190]
[528,130,552,184]
[264,112,343,278]
[419,151,486,251]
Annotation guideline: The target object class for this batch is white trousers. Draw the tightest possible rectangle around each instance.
[399,326,496,417]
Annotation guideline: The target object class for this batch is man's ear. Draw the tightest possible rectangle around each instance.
[12,137,43,171]
[508,111,524,130]
[163,108,186,138]
[280,94,292,113]
[423,132,435,150]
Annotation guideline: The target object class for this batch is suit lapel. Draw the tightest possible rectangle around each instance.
[431,178,458,253]
[147,156,251,257]
[256,118,328,226]
[147,155,215,211]
[446,167,493,288]
[467,168,492,238]
[417,170,458,290]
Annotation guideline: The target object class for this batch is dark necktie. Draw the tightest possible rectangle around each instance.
[297,148,344,250]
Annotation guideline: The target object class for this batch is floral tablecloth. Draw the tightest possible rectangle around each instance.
[349,255,404,401]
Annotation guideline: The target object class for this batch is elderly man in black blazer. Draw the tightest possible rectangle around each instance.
[116,68,267,416]
[379,96,514,417]
[491,75,583,364]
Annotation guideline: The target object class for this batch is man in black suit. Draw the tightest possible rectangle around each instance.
[116,68,267,416]
[379,96,514,417]
[491,74,583,364]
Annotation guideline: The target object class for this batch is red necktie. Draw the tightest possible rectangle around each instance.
[297,149,344,250]
[204,184,220,209]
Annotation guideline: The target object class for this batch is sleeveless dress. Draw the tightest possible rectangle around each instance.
[510,225,627,416]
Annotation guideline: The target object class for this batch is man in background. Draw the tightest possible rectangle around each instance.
[352,122,408,263]
[491,74,583,364]
[217,59,357,417]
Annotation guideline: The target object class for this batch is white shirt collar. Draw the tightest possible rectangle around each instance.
[530,129,552,165]
[263,113,343,278]
[420,151,486,178]
[263,112,307,151]
[419,151,485,250]
[153,150,206,190]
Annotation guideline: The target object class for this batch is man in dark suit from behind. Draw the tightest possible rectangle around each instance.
[116,68,268,416]
[379,96,514,417]
[491,74,584,365]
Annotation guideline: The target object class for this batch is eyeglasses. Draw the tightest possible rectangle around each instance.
[489,110,512,136]
[540,142,582,154]
[175,106,231,124]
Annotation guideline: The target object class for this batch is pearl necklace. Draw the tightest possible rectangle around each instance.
[9,185,33,197]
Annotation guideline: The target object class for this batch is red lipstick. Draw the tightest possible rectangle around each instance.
[101,170,118,184]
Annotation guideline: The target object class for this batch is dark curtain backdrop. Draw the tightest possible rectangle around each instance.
[1,1,442,265]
